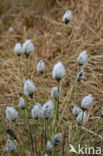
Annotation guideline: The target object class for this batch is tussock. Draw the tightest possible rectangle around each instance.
[0,0,103,154]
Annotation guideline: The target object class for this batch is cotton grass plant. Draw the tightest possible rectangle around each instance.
[0,7,102,156]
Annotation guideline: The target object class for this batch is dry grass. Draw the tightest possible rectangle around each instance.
[0,0,103,155]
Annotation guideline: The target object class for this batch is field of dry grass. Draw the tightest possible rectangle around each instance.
[0,0,103,155]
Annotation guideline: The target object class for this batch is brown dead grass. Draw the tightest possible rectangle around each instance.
[0,0,103,155]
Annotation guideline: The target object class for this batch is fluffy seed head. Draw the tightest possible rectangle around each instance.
[31,103,42,119]
[24,79,36,98]
[6,139,16,153]
[8,27,14,32]
[14,43,22,56]
[77,50,88,66]
[23,40,34,57]
[46,140,53,152]
[51,86,61,100]
[77,70,85,81]
[44,154,48,156]
[53,133,62,146]
[52,61,66,81]
[77,111,87,126]
[81,94,94,110]
[42,100,54,119]
[5,106,18,121]
[72,105,82,117]
[36,60,45,74]
[62,10,72,24]
[18,97,25,109]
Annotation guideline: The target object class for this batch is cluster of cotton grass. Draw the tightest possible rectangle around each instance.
[4,9,102,156]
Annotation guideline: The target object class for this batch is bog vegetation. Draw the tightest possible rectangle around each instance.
[0,0,103,156]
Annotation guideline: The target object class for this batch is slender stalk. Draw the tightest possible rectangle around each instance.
[69,116,75,143]
[57,81,60,122]
[41,74,46,102]
[26,56,29,80]
[12,152,17,156]
[24,97,35,154]
[74,111,84,153]
[76,118,103,156]
[44,119,47,145]
[87,118,101,146]
[18,56,23,89]
[60,24,66,59]
[79,111,84,137]
[55,81,60,132]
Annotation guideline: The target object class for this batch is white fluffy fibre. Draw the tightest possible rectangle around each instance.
[24,79,36,98]
[77,50,88,66]
[53,133,62,146]
[36,60,45,74]
[52,61,66,81]
[77,70,85,81]
[14,43,23,56]
[72,105,82,117]
[81,94,94,110]
[23,40,34,57]
[46,140,53,152]
[51,86,61,100]
[18,97,25,109]
[62,10,72,24]
[42,100,54,119]
[6,139,16,153]
[76,111,87,126]
[8,26,14,32]
[5,106,18,121]
[31,102,42,119]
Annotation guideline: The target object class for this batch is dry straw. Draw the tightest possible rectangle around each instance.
[0,0,103,155]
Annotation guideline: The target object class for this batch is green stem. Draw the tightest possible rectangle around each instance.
[44,119,47,145]
[41,74,46,102]
[24,97,34,154]
[87,118,101,146]
[26,56,29,80]
[18,56,23,89]
[76,118,103,156]
[55,81,60,132]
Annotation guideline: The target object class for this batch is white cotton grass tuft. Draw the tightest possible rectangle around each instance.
[77,50,88,66]
[14,43,23,56]
[72,105,82,117]
[23,40,34,57]
[6,139,16,153]
[53,133,62,146]
[36,60,45,74]
[31,102,42,119]
[51,86,61,100]
[24,79,36,98]
[46,140,53,153]
[62,10,72,24]
[42,99,54,119]
[44,154,48,156]
[81,94,94,110]
[77,70,85,81]
[18,97,25,109]
[52,61,66,81]
[8,26,14,32]
[76,111,87,126]
[5,106,18,121]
